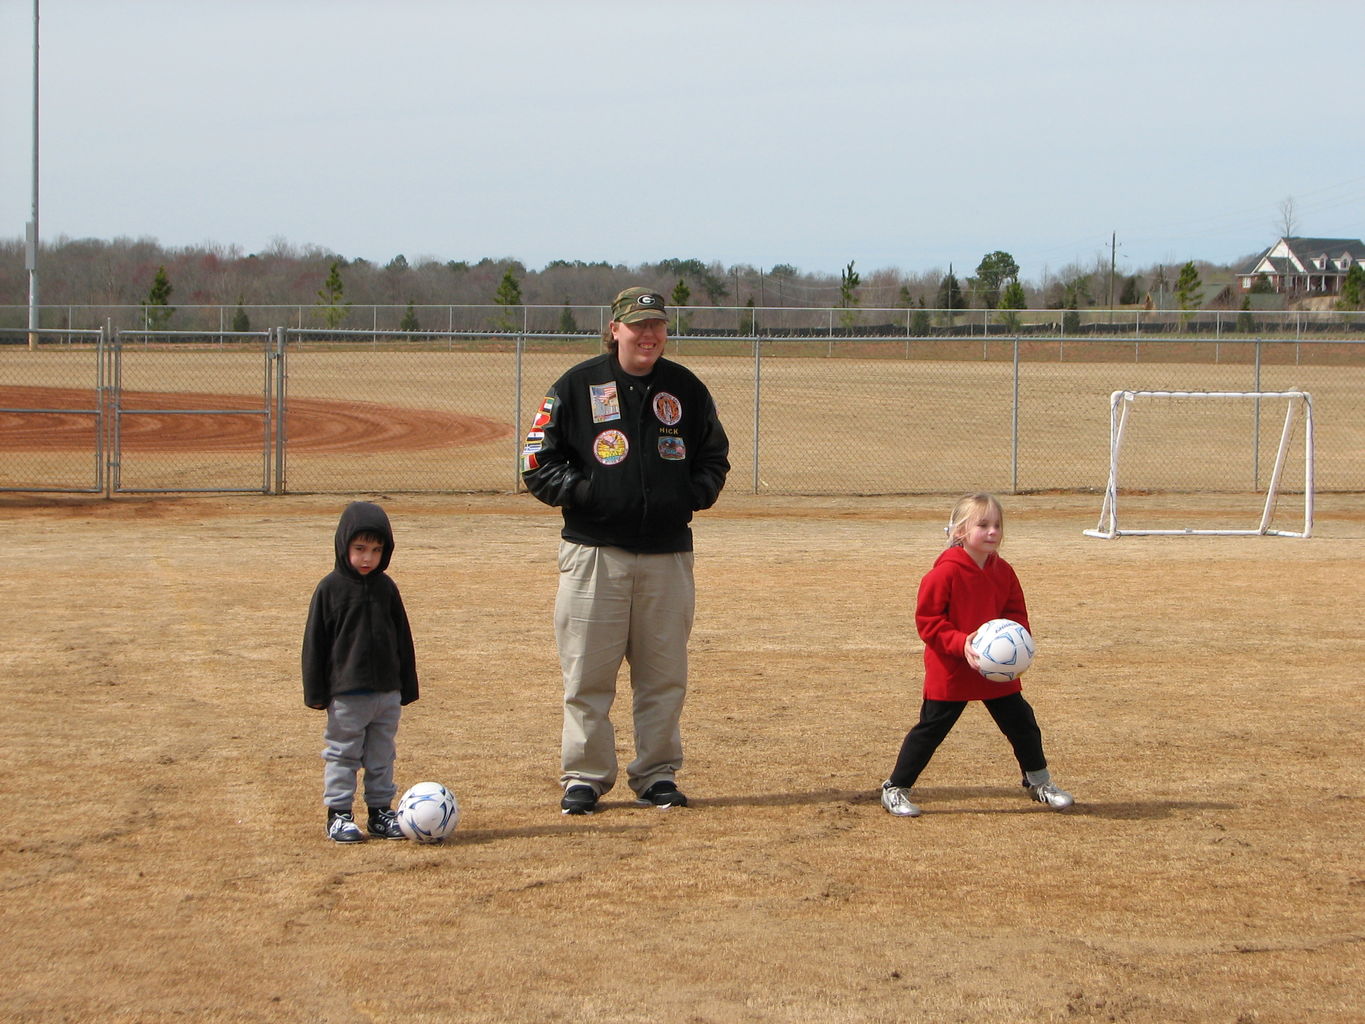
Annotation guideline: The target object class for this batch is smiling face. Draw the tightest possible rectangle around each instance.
[611,317,668,376]
[956,500,1004,567]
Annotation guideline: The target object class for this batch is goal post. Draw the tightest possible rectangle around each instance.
[1084,390,1314,539]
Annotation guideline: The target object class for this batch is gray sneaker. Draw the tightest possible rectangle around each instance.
[880,780,921,817]
[327,809,366,843]
[367,806,406,839]
[1029,781,1074,810]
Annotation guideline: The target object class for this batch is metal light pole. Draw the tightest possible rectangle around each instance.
[26,0,40,350]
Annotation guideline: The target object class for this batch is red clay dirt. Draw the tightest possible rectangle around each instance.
[0,385,509,453]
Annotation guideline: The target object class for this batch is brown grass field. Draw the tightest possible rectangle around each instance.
[2,486,1363,1024]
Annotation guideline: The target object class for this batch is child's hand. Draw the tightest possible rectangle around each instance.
[963,631,982,671]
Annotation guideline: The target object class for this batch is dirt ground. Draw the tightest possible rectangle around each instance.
[2,489,1362,1024]
[0,385,507,454]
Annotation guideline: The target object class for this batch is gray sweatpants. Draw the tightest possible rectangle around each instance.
[554,540,695,797]
[321,690,402,810]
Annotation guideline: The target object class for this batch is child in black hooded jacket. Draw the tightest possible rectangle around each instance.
[302,501,419,842]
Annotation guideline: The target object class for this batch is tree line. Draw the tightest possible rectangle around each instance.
[1,235,1251,333]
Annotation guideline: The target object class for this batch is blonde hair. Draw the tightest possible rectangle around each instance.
[946,492,1004,546]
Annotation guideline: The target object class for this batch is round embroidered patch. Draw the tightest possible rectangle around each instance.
[653,392,682,426]
[593,429,629,465]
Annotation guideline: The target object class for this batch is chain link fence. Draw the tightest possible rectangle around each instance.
[7,301,1365,340]
[3,319,1362,498]
[0,328,105,492]
[111,329,276,493]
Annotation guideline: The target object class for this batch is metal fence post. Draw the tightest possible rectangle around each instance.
[100,320,111,498]
[274,326,287,494]
[110,324,122,493]
[1253,339,1263,490]
[1011,337,1020,493]
[261,328,272,494]
[514,331,525,494]
[752,335,763,494]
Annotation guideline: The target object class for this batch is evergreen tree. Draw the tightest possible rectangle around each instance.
[1237,295,1255,333]
[936,267,965,326]
[740,297,757,336]
[910,297,931,337]
[657,258,726,304]
[838,260,861,329]
[142,265,175,330]
[973,250,1019,309]
[1338,264,1365,310]
[558,298,578,334]
[998,278,1027,332]
[493,269,523,331]
[316,260,350,331]
[1175,261,1204,324]
[936,269,964,308]
[1119,275,1140,306]
[399,301,421,332]
[231,299,250,333]
[671,278,691,334]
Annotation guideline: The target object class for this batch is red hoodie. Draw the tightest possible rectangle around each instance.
[915,544,1029,701]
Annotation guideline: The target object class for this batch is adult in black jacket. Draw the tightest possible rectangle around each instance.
[522,287,729,814]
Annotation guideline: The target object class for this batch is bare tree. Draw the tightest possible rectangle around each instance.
[1277,196,1298,238]
[0,238,1259,334]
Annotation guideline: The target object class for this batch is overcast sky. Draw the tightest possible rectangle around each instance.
[2,0,1363,283]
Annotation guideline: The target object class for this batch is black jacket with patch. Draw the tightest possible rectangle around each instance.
[521,353,729,553]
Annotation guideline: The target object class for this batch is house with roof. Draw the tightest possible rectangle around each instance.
[1236,237,1365,297]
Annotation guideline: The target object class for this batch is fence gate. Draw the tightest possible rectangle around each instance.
[108,329,278,494]
[0,327,108,494]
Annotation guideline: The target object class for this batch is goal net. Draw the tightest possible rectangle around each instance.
[1084,390,1314,539]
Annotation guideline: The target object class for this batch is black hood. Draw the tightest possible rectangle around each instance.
[333,501,395,578]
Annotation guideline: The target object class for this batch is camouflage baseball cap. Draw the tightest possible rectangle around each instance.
[611,287,668,324]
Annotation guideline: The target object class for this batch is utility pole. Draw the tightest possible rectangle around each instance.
[1108,231,1116,310]
[27,0,40,350]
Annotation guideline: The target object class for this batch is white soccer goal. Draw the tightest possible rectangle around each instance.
[1085,390,1314,539]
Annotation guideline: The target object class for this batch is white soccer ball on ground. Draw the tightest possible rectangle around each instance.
[396,781,460,843]
[969,618,1035,683]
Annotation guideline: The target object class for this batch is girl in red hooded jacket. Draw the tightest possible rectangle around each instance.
[881,493,1074,817]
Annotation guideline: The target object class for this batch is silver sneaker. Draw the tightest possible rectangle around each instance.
[880,781,921,817]
[327,809,366,843]
[1029,781,1074,810]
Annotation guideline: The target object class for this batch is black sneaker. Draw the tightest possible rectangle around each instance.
[560,784,599,815]
[367,806,405,839]
[327,808,365,843]
[635,780,688,808]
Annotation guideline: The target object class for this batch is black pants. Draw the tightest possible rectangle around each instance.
[889,692,1046,788]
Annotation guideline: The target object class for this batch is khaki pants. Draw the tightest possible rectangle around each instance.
[554,541,695,796]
